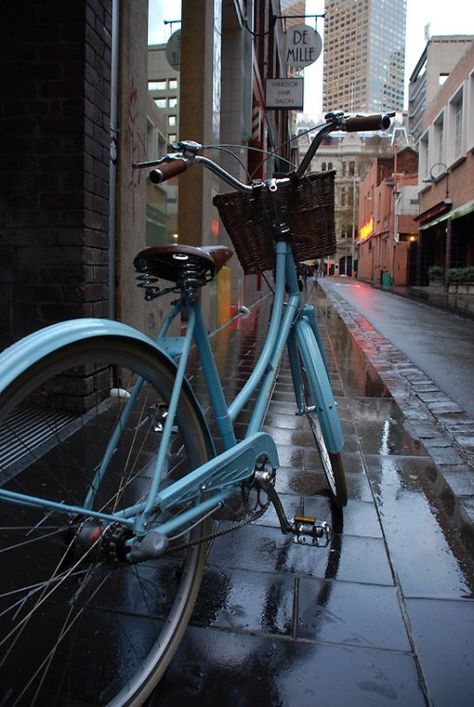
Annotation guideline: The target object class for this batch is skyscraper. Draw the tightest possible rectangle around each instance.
[323,0,406,114]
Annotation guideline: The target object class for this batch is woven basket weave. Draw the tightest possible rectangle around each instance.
[213,171,335,274]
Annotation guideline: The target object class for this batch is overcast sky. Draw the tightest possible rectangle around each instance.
[148,0,474,117]
[303,0,474,117]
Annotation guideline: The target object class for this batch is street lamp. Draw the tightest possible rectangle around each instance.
[422,162,449,197]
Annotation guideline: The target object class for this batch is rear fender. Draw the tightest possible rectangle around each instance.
[0,318,215,455]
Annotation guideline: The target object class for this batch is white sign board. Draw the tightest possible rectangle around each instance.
[166,30,181,70]
[265,78,304,110]
[285,24,322,68]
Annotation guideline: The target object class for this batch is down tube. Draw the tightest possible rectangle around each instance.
[295,318,344,454]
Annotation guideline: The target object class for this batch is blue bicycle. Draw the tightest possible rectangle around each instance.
[0,112,389,705]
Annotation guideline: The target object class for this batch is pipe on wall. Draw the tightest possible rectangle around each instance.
[108,0,120,320]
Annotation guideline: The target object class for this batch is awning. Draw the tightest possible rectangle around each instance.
[419,199,474,231]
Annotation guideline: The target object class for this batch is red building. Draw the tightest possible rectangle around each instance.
[415,40,474,285]
[358,148,419,286]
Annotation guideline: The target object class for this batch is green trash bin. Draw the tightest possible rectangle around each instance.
[382,271,392,289]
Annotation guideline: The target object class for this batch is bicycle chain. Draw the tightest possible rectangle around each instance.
[164,505,268,555]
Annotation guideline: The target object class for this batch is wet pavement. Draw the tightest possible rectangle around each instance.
[319,277,474,525]
[149,285,474,707]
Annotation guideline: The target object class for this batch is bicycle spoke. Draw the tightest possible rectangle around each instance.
[0,341,211,702]
[14,576,107,707]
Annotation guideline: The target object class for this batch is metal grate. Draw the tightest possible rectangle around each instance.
[0,405,78,472]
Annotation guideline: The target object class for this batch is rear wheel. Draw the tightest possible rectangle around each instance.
[0,336,212,705]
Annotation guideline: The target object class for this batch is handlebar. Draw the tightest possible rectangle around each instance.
[133,112,392,191]
[149,158,189,184]
[343,114,391,132]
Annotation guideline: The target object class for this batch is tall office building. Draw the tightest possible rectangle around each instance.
[323,0,406,114]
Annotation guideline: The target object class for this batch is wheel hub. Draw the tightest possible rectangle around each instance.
[67,520,134,567]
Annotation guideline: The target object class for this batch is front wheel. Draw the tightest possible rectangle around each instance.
[0,335,213,705]
[294,320,348,508]
[304,401,347,508]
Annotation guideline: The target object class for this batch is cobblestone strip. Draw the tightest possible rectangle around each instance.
[319,282,474,524]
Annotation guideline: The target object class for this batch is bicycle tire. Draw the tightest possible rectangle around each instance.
[0,335,213,705]
[295,321,348,508]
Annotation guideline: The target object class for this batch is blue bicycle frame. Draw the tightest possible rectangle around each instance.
[0,241,344,538]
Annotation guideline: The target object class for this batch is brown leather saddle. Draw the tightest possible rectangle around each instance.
[134,244,233,285]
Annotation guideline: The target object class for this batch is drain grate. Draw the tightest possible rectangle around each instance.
[0,405,78,471]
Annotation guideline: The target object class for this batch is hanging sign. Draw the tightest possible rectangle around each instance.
[285,24,322,68]
[265,78,304,110]
[166,30,181,70]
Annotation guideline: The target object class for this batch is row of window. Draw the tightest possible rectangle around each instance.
[419,75,471,177]
[320,161,360,177]
[149,79,178,91]
[153,97,178,109]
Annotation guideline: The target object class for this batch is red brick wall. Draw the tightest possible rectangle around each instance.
[0,0,112,349]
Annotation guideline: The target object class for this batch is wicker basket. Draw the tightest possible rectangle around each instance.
[213,170,335,274]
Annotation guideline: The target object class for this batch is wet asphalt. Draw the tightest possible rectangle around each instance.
[320,278,474,420]
[150,282,474,707]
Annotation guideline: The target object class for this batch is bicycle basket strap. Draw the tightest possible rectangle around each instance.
[213,171,336,274]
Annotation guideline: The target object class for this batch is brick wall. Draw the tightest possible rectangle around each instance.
[0,0,112,350]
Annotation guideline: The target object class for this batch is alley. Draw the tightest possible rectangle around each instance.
[151,286,474,707]
[319,278,474,419]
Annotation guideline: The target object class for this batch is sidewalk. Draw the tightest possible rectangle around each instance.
[151,287,474,707]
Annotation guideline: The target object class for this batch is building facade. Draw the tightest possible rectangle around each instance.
[358,148,419,286]
[323,0,406,114]
[0,0,304,347]
[408,35,473,145]
[306,130,394,276]
[0,0,116,350]
[415,40,474,285]
[147,46,180,241]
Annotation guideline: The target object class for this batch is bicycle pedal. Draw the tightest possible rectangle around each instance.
[292,514,331,546]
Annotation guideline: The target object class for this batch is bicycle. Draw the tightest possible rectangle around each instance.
[0,112,390,705]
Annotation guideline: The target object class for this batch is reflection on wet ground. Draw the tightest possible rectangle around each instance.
[151,288,474,707]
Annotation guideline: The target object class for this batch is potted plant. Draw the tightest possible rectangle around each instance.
[448,267,474,294]
[427,266,444,287]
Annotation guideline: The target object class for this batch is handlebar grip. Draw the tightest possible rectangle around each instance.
[149,159,189,184]
[344,114,391,132]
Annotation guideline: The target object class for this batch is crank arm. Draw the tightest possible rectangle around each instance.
[255,466,331,546]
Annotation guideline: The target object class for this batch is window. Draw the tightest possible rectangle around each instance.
[453,91,463,157]
[154,98,167,109]
[433,113,444,165]
[168,115,177,127]
[419,132,429,179]
[169,97,178,108]
[146,119,156,159]
[149,80,167,91]
[349,161,355,176]
[169,79,178,90]
[321,162,327,171]
[328,162,333,170]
